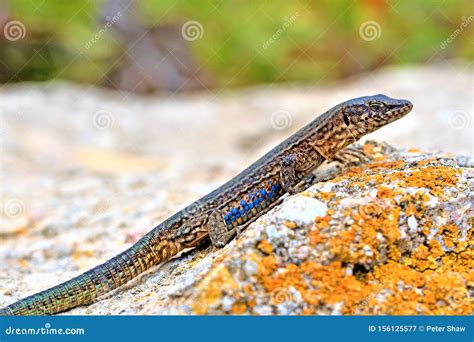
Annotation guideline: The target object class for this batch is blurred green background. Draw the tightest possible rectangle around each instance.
[0,0,472,92]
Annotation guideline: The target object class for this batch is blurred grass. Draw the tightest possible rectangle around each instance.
[1,0,472,88]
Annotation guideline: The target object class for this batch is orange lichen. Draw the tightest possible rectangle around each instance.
[192,264,239,314]
[313,191,335,202]
[363,142,375,156]
[190,148,471,315]
[18,258,29,269]
[257,240,273,255]
[231,302,247,314]
[314,215,330,228]
[376,185,396,199]
[71,249,94,260]
[438,224,460,249]
[257,254,278,278]
[282,221,297,229]
[309,228,326,245]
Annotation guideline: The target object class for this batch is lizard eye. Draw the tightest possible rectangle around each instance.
[369,101,385,112]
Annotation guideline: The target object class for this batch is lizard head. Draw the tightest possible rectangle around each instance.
[341,94,413,140]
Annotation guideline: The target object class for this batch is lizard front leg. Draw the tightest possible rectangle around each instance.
[280,153,319,194]
[279,154,300,194]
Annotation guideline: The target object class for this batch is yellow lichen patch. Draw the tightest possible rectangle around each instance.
[300,261,372,310]
[257,239,273,255]
[314,215,330,229]
[231,302,247,314]
[313,191,335,202]
[303,155,470,314]
[427,239,444,259]
[376,185,397,199]
[389,166,460,197]
[71,249,94,260]
[18,258,29,269]
[421,273,471,315]
[404,244,438,272]
[387,245,401,261]
[301,307,315,315]
[438,224,460,249]
[282,221,297,229]
[363,142,375,156]
[192,264,239,314]
[261,263,306,295]
[309,227,327,245]
[258,254,278,278]
[190,150,471,315]
[317,202,400,265]
[376,261,469,315]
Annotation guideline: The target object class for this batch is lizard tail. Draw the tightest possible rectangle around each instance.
[1,233,180,315]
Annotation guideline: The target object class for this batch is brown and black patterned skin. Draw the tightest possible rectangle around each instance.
[0,94,412,315]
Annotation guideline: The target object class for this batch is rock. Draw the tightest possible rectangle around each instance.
[0,64,472,315]
[1,142,472,315]
[155,142,471,315]
[3,141,461,316]
[275,197,328,225]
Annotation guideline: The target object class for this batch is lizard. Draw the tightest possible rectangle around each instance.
[0,94,412,315]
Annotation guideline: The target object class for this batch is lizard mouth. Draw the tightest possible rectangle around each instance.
[385,102,413,122]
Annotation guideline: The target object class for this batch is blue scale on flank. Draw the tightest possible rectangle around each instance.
[224,181,282,226]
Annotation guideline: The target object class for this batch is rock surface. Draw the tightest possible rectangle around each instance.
[1,142,472,315]
[0,64,472,315]
[186,142,473,315]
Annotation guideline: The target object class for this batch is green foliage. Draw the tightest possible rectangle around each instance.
[2,0,472,87]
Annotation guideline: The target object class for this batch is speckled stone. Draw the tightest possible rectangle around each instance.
[0,64,472,315]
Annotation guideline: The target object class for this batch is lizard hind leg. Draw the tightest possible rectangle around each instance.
[208,210,238,248]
